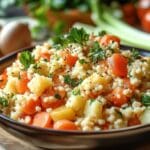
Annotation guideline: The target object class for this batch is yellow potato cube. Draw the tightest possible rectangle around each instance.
[4,77,18,93]
[51,106,76,121]
[28,74,52,96]
[66,95,86,116]
[84,100,103,119]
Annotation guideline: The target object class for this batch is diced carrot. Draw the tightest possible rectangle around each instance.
[100,35,120,47]
[0,70,7,89]
[22,98,41,115]
[32,112,53,128]
[61,51,78,67]
[53,120,77,130]
[41,87,65,109]
[41,53,51,61]
[128,115,141,126]
[41,97,64,109]
[106,87,129,107]
[108,53,128,77]
[16,72,29,94]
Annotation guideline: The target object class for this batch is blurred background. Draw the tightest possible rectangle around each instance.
[0,0,150,57]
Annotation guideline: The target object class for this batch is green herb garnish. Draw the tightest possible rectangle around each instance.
[89,42,105,63]
[67,27,89,45]
[131,48,140,59]
[98,30,107,36]
[63,75,82,87]
[52,27,89,47]
[0,97,8,107]
[79,59,87,64]
[19,51,35,69]
[72,89,81,95]
[141,94,150,106]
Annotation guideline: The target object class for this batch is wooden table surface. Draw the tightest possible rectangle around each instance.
[0,126,149,150]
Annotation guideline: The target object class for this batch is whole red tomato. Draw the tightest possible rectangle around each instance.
[137,0,150,20]
[141,10,150,32]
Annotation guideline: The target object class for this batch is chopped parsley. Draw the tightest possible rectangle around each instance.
[63,75,82,87]
[89,42,105,63]
[52,27,89,47]
[67,27,89,45]
[131,48,140,59]
[72,89,81,95]
[0,97,8,107]
[141,94,150,106]
[79,59,87,64]
[98,30,107,36]
[19,51,35,69]
[54,93,61,100]
[129,48,141,64]
[90,99,95,105]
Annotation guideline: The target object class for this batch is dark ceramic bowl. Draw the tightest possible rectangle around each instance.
[0,46,150,149]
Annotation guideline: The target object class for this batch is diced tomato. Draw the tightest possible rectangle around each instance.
[122,3,137,25]
[41,98,64,109]
[32,112,53,128]
[128,115,141,126]
[22,98,41,115]
[108,53,128,77]
[16,72,29,94]
[106,87,129,107]
[123,78,136,91]
[53,120,77,130]
[141,10,150,32]
[100,35,120,47]
[0,70,7,89]
[41,87,65,109]
[41,53,51,61]
[61,51,78,67]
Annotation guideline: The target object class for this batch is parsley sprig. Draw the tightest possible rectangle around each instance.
[63,75,82,87]
[19,51,35,69]
[0,97,8,107]
[89,42,105,63]
[53,27,89,47]
[141,94,150,106]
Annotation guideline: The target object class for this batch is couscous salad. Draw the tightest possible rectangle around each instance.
[0,28,150,131]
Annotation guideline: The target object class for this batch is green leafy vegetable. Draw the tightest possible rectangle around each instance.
[67,27,89,45]
[52,27,89,47]
[141,94,150,106]
[131,48,140,59]
[63,75,82,87]
[89,41,105,63]
[19,51,35,69]
[0,97,8,107]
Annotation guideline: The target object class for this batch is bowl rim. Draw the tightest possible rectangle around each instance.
[0,45,150,135]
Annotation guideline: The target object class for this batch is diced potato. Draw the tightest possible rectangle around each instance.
[66,95,86,116]
[80,73,108,91]
[28,74,52,96]
[140,107,150,124]
[4,77,18,93]
[84,100,103,119]
[51,106,76,121]
[37,62,49,76]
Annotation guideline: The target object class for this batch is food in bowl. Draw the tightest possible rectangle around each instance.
[0,28,150,131]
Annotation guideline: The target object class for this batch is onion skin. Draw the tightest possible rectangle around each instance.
[0,22,32,55]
